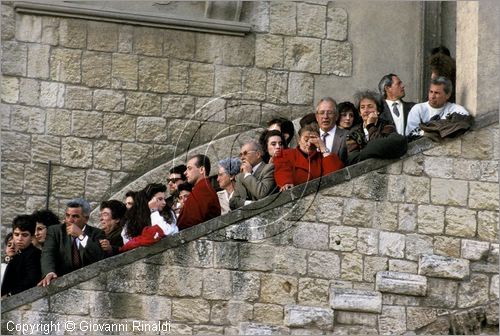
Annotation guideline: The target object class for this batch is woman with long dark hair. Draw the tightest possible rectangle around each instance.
[259,130,288,164]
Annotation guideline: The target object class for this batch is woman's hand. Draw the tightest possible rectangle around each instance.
[280,183,294,191]
[148,197,159,212]
[367,111,378,125]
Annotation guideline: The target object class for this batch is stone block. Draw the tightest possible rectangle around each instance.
[327,7,348,41]
[457,274,489,308]
[189,62,214,96]
[93,90,124,112]
[329,226,357,251]
[343,199,377,228]
[239,323,290,336]
[172,298,210,323]
[298,278,330,306]
[84,169,111,200]
[405,176,431,204]
[133,27,163,56]
[27,44,50,78]
[41,16,59,45]
[433,235,461,258]
[255,34,283,69]
[418,254,469,279]
[210,301,253,325]
[82,51,112,88]
[213,241,239,269]
[126,92,161,116]
[225,99,260,125]
[403,153,425,176]
[274,247,307,276]
[46,108,71,136]
[284,305,333,329]
[386,175,405,202]
[453,158,481,180]
[220,35,255,66]
[288,72,314,104]
[335,311,377,327]
[162,95,195,118]
[193,325,223,335]
[32,135,60,164]
[168,240,214,268]
[352,171,388,201]
[461,128,493,160]
[266,70,288,104]
[2,41,27,76]
[330,288,382,313]
[479,160,498,182]
[49,289,89,316]
[363,256,388,283]
[260,273,298,305]
[2,195,26,226]
[136,117,167,143]
[307,251,340,279]
[241,2,269,33]
[357,228,378,255]
[157,266,203,297]
[194,97,226,123]
[242,67,267,101]
[405,234,433,261]
[375,271,427,296]
[1,4,15,41]
[139,56,168,93]
[270,2,296,35]
[423,156,454,178]
[417,205,445,234]
[93,141,121,170]
[477,210,499,242]
[491,274,499,300]
[340,253,363,281]
[202,269,232,300]
[214,65,241,96]
[284,37,321,73]
[59,18,86,48]
[378,306,406,335]
[16,14,41,42]
[1,76,19,103]
[232,271,260,301]
[430,178,468,206]
[239,243,276,271]
[461,239,490,260]
[164,30,195,59]
[310,195,344,225]
[1,132,30,162]
[71,110,103,138]
[87,21,118,52]
[388,260,418,273]
[118,25,133,53]
[40,82,65,108]
[19,78,40,105]
[292,222,329,250]
[11,106,45,133]
[445,207,477,238]
[111,54,138,90]
[398,203,417,231]
[406,307,438,330]
[253,303,283,324]
[321,40,352,76]
[297,3,326,38]
[61,137,93,168]
[379,231,405,258]
[1,162,25,193]
[469,181,499,210]
[50,48,81,83]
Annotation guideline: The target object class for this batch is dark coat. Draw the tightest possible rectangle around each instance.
[380,100,416,135]
[230,162,277,210]
[1,244,41,296]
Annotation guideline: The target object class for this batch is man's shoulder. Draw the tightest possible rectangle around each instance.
[445,102,468,114]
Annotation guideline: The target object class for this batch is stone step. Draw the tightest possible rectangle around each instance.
[418,254,469,280]
[330,288,382,313]
[375,271,427,296]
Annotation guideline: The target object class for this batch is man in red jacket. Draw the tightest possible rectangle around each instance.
[178,154,221,230]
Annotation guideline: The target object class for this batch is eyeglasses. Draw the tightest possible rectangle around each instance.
[167,177,182,183]
[316,111,335,116]
[239,150,256,157]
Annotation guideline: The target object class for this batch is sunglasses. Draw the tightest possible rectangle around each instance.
[167,177,183,183]
[239,150,256,157]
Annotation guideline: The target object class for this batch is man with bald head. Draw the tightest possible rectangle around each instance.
[315,97,348,164]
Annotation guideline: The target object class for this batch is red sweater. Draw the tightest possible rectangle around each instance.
[178,178,221,230]
[274,148,344,188]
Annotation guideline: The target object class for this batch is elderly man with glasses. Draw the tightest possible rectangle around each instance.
[229,140,277,210]
[315,97,348,164]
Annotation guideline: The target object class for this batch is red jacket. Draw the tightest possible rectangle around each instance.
[178,178,221,230]
[274,148,344,188]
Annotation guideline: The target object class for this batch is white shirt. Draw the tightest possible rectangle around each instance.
[406,101,469,135]
[217,190,233,215]
[386,99,405,135]
[319,126,337,152]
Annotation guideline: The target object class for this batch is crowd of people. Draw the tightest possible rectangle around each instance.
[1,46,471,297]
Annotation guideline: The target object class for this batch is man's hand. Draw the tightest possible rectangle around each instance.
[280,183,294,191]
[38,272,57,287]
[367,112,378,125]
[240,161,253,174]
[99,239,112,252]
[66,224,83,237]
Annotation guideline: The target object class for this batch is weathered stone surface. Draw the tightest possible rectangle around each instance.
[213,241,239,269]
[260,273,298,304]
[364,256,388,283]
[194,97,226,123]
[307,251,340,279]
[376,271,427,296]
[232,271,260,302]
[343,199,377,227]
[126,92,161,116]
[19,78,40,106]
[327,7,348,41]
[298,278,329,306]
[379,231,405,258]
[239,322,290,336]
[265,70,288,104]
[461,128,493,160]
[330,226,357,251]
[82,51,112,88]
[406,307,438,330]
[453,158,481,180]
[418,254,469,279]
[163,95,195,118]
[64,86,92,110]
[117,25,133,53]
[138,56,168,93]
[193,325,223,335]
[50,289,89,316]
[136,117,167,143]
[239,243,276,271]
[11,106,45,133]
[93,90,124,112]
[491,274,499,300]
[255,34,283,69]
[133,27,163,56]
[1,76,19,103]
[477,210,499,242]
[93,141,121,171]
[431,178,468,206]
[468,181,499,210]
[2,195,26,226]
[168,60,189,94]
[157,266,202,297]
[433,235,461,258]
[284,37,321,73]
[1,4,16,41]
[405,234,433,261]
[220,35,255,66]
[445,207,477,238]
[399,203,417,231]
[288,72,314,104]
[87,21,118,52]
[241,67,267,101]
[50,48,81,83]
[71,111,103,138]
[253,303,283,324]
[357,228,378,255]
[297,3,326,38]
[84,169,111,200]
[284,305,333,329]
[404,176,430,204]
[16,15,41,42]
[378,305,407,335]
[59,18,86,48]
[1,162,25,193]
[335,311,377,327]
[330,288,382,313]
[417,205,445,234]
[40,82,65,108]
[386,175,405,202]
[111,54,138,90]
[214,65,241,96]
[189,62,214,96]
[388,260,418,273]
[172,298,210,323]
[225,99,260,125]
[341,253,363,281]
[41,16,59,45]
[2,41,27,76]
[423,156,454,178]
[27,44,50,78]
[32,135,60,163]
[270,2,296,35]
[211,301,253,325]
[22,163,47,195]
[321,40,352,76]
[241,1,269,33]
[457,273,490,308]
[46,108,71,136]
[163,30,195,59]
[201,269,232,300]
[461,239,490,260]
[292,222,329,250]
[61,137,93,168]
[479,160,498,182]
[274,247,307,276]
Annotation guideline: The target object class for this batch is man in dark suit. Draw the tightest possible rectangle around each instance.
[315,97,348,164]
[378,73,416,136]
[1,215,41,296]
[38,198,106,287]
[230,140,277,210]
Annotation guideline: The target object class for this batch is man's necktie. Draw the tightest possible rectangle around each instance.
[72,238,82,269]
[392,102,400,117]
[322,132,329,143]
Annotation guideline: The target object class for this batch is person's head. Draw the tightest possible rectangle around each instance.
[336,101,360,130]
[12,215,36,251]
[177,182,193,208]
[31,209,60,246]
[355,90,383,125]
[264,130,287,159]
[267,117,295,146]
[167,164,187,193]
[143,183,167,211]
[4,233,16,259]
[239,140,264,167]
[429,53,455,81]
[299,113,317,128]
[99,200,127,235]
[315,97,338,132]
[431,45,451,57]
[65,198,91,229]
[428,76,452,108]
[298,123,321,154]
[217,157,241,190]
[124,190,136,209]
[378,74,406,101]
[185,154,210,185]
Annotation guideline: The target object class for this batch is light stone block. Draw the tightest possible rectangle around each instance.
[357,228,378,255]
[255,34,283,69]
[87,21,118,52]
[27,44,50,78]
[157,266,202,297]
[307,251,340,279]
[418,254,469,279]
[297,3,326,38]
[239,243,276,271]
[103,113,135,141]
[453,158,481,180]
[445,207,477,238]
[329,226,357,251]
[19,78,40,105]
[340,253,363,281]
[417,205,445,234]
[288,72,314,104]
[126,92,161,116]
[242,67,267,101]
[71,111,103,137]
[61,137,93,168]
[378,306,406,335]
[40,82,65,108]
[202,269,232,300]
[321,40,352,76]
[266,70,288,104]
[284,37,321,73]
[405,176,431,204]
[379,231,405,258]
[170,60,189,94]
[51,166,85,198]
[172,298,210,323]
[327,7,348,41]
[405,234,433,261]
[93,90,124,112]
[330,288,382,313]
[163,95,195,119]
[31,135,60,163]
[117,25,133,53]
[343,198,377,228]
[65,86,92,110]
[490,274,499,300]
[220,35,255,67]
[372,202,399,231]
[298,278,329,306]
[93,141,121,171]
[239,323,290,336]
[136,117,167,143]
[284,305,333,329]
[24,163,49,195]
[1,76,19,103]
[274,247,307,276]
[375,271,427,296]
[164,30,195,59]
[430,178,468,206]
[461,128,493,160]
[139,56,168,93]
[461,239,490,260]
[111,54,138,90]
[457,273,489,308]
[50,48,81,83]
[363,256,388,283]
[46,108,70,136]
[260,273,298,305]
[406,307,438,330]
[232,271,260,302]
[468,181,499,210]
[423,156,454,178]
[16,14,42,42]
[477,210,499,242]
[479,160,498,182]
[1,162,25,193]
[335,311,377,327]
[398,203,417,231]
[388,260,418,273]
[189,62,214,96]
[82,51,112,88]
[2,42,27,76]
[433,235,460,258]
[59,18,86,48]
[214,65,241,96]
[292,222,329,250]
[133,27,163,56]
[253,304,283,324]
[84,169,111,200]
[41,16,59,45]
[270,2,296,35]
[11,106,45,134]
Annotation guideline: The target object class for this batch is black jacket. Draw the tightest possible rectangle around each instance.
[1,244,41,296]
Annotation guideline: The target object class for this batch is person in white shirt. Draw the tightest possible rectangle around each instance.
[406,76,469,137]
[216,157,240,215]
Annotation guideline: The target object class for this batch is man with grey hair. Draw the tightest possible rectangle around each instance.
[315,97,348,164]
[229,140,277,210]
[378,73,415,135]
[38,198,107,287]
[406,76,468,136]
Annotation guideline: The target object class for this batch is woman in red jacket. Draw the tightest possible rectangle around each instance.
[274,123,344,191]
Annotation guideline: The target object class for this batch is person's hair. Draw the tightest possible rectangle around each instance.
[299,113,317,128]
[315,97,337,113]
[4,232,13,246]
[258,130,288,164]
[177,182,193,193]
[354,90,383,113]
[429,53,455,80]
[125,183,173,238]
[100,200,127,220]
[169,164,187,181]
[218,157,241,176]
[267,117,295,146]
[12,214,36,236]
[66,198,91,217]
[190,154,211,176]
[125,190,136,198]
[378,73,397,99]
[31,209,60,228]
[245,139,264,156]
[298,123,320,137]
[430,76,453,96]
[336,101,361,128]
[431,45,451,57]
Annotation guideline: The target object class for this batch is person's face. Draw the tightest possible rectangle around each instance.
[267,135,283,157]
[167,173,183,193]
[298,130,320,154]
[178,190,191,207]
[34,222,48,244]
[13,228,32,251]
[217,166,232,190]
[99,208,119,235]
[65,207,88,229]
[386,76,405,100]
[359,98,379,124]
[338,110,355,129]
[240,143,261,166]
[125,196,134,209]
[151,192,166,211]
[5,237,16,257]
[428,83,450,108]
[315,101,337,132]
[185,158,204,184]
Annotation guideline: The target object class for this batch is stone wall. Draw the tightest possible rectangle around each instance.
[2,116,498,335]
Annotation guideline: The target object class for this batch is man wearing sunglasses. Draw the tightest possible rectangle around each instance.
[166,164,187,210]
